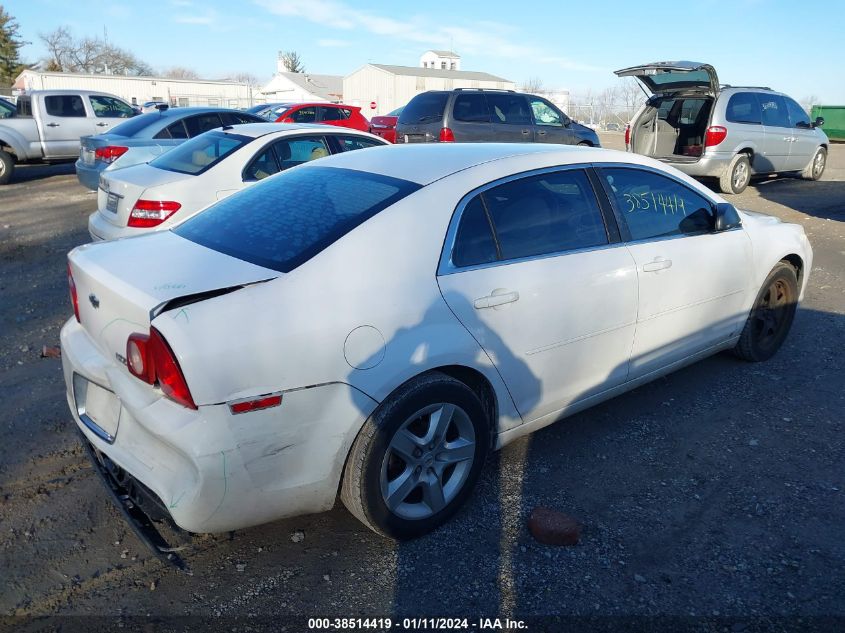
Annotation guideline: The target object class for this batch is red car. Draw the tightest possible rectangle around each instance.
[369,106,405,144]
[275,103,370,132]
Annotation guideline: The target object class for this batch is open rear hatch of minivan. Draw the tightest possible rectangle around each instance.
[615,61,720,161]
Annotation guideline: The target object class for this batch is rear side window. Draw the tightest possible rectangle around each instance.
[174,166,422,273]
[334,135,385,151]
[759,95,790,128]
[110,112,161,137]
[487,94,532,125]
[453,94,490,123]
[150,131,251,175]
[601,168,714,240]
[220,112,263,125]
[275,136,330,169]
[89,95,135,118]
[399,93,448,124]
[45,95,86,117]
[452,197,498,267]
[726,92,762,124]
[243,146,279,181]
[184,113,224,136]
[0,99,14,119]
[320,107,350,121]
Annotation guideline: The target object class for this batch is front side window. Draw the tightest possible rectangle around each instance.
[487,94,532,125]
[289,106,317,123]
[89,95,134,118]
[274,136,330,169]
[174,166,421,273]
[784,96,810,127]
[528,97,562,126]
[725,92,762,124]
[0,99,15,119]
[453,94,490,123]
[44,95,86,117]
[150,131,251,175]
[334,135,384,151]
[759,94,790,128]
[601,168,715,240]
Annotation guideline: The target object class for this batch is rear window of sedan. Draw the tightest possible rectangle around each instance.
[151,131,252,175]
[173,166,421,273]
[107,112,163,137]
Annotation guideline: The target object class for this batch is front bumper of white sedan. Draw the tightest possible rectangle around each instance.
[60,317,377,537]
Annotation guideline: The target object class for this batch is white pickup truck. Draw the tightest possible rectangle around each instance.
[0,90,136,185]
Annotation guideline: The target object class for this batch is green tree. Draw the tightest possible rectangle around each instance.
[0,6,28,88]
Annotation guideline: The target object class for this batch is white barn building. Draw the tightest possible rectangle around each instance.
[420,50,461,71]
[343,64,514,116]
[260,72,343,103]
[14,69,260,109]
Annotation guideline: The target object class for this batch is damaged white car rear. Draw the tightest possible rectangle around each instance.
[61,143,812,563]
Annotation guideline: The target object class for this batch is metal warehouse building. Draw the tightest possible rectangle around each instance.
[343,64,515,116]
[14,70,260,109]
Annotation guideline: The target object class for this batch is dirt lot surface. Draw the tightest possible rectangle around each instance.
[1,137,843,632]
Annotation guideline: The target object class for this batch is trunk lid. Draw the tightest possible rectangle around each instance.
[97,163,191,228]
[68,231,278,367]
[614,61,719,96]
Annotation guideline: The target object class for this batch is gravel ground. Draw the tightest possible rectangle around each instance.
[0,137,843,632]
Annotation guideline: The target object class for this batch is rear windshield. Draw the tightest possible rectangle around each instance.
[173,166,422,272]
[151,130,251,175]
[399,93,448,124]
[107,112,163,137]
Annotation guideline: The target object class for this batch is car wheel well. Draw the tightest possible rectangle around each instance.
[0,141,16,159]
[738,147,754,161]
[781,254,804,287]
[428,365,498,446]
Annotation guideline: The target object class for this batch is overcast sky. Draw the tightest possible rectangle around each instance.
[10,0,844,103]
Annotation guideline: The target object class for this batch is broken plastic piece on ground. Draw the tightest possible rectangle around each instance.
[41,345,61,358]
[527,506,582,546]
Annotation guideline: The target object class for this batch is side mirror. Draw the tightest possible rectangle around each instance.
[155,103,169,112]
[813,116,825,128]
[714,203,742,231]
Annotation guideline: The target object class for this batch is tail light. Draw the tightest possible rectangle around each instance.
[128,200,181,228]
[624,124,631,147]
[705,126,728,147]
[94,146,129,163]
[126,328,196,409]
[439,127,455,142]
[67,262,80,322]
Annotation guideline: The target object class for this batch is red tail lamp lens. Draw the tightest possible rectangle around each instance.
[705,126,728,147]
[125,328,196,409]
[67,262,80,322]
[128,200,181,228]
[439,127,455,142]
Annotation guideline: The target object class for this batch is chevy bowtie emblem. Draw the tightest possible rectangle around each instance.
[88,293,100,309]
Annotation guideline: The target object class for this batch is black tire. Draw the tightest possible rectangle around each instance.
[733,262,798,362]
[577,141,591,147]
[0,150,14,186]
[719,153,751,194]
[800,146,826,181]
[340,372,490,539]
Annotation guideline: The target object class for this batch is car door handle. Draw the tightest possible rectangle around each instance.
[537,130,546,136]
[46,123,60,127]
[642,257,672,273]
[96,122,109,127]
[474,290,519,310]
[522,129,531,135]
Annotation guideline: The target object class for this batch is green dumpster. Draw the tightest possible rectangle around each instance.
[812,105,845,142]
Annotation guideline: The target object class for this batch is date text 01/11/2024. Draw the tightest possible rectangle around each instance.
[307,617,529,630]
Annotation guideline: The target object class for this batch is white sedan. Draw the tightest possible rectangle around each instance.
[88,123,388,241]
[62,143,812,552]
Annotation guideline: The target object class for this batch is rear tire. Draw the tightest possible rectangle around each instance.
[800,146,826,181]
[732,262,798,362]
[341,372,490,540]
[719,153,751,194]
[0,150,14,185]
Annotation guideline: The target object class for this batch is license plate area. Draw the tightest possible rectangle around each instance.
[106,192,121,213]
[82,148,95,165]
[73,373,121,443]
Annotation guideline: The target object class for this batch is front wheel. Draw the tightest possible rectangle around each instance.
[0,150,14,185]
[341,372,490,539]
[801,146,826,181]
[733,262,799,362]
[719,153,751,194]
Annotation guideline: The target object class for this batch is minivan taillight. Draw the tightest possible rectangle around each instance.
[94,146,129,163]
[128,200,181,228]
[624,124,631,147]
[126,328,196,409]
[439,127,455,142]
[67,262,80,322]
[705,126,728,147]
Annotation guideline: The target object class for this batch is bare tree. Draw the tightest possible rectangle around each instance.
[38,26,152,75]
[520,76,544,94]
[162,66,199,80]
[617,78,642,121]
[229,71,259,86]
[279,50,304,73]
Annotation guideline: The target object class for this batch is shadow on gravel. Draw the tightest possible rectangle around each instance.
[753,179,845,222]
[10,162,77,184]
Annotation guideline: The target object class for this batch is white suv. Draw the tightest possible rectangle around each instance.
[617,61,828,194]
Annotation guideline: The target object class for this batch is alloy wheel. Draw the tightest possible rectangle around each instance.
[813,151,825,179]
[733,160,749,190]
[751,278,793,352]
[380,403,476,520]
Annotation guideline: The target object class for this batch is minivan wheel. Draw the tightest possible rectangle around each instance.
[0,150,14,186]
[732,262,798,362]
[340,372,490,539]
[719,153,751,194]
[801,147,826,181]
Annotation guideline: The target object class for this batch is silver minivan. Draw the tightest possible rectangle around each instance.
[617,61,828,194]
